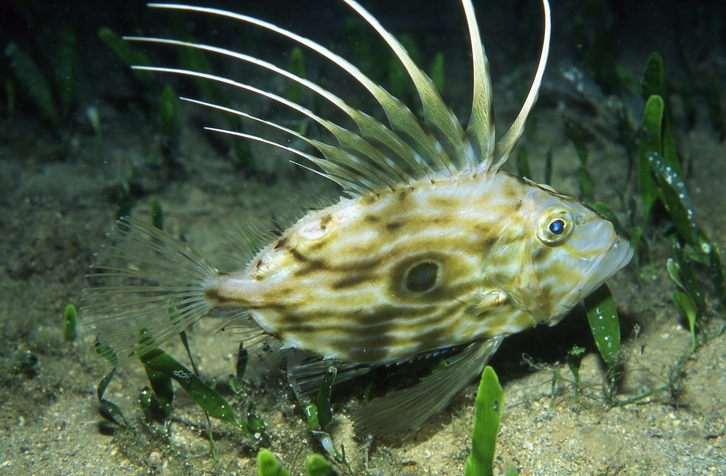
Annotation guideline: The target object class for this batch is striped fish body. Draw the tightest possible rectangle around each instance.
[210,172,630,364]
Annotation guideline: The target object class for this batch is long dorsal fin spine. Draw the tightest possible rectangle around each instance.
[206,126,367,194]
[141,66,401,191]
[183,97,400,191]
[344,0,467,175]
[127,37,419,185]
[140,1,551,182]
[491,0,551,171]
[145,4,446,181]
[462,0,495,171]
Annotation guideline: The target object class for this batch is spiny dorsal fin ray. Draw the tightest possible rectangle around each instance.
[351,336,504,438]
[145,4,448,178]
[138,65,405,194]
[213,124,408,199]
[491,0,551,171]
[183,97,402,192]
[127,37,428,185]
[462,0,495,170]
[207,126,373,195]
[344,0,472,175]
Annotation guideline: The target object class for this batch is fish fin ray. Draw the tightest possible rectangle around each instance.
[182,97,402,192]
[128,37,425,186]
[462,0,495,171]
[345,0,470,175]
[491,0,551,171]
[138,2,550,181]
[217,215,277,270]
[137,5,456,189]
[351,336,504,438]
[82,217,218,365]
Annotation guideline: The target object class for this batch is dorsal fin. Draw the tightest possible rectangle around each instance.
[462,0,495,170]
[344,0,471,175]
[129,0,551,194]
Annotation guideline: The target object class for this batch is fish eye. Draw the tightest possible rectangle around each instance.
[404,261,440,293]
[537,209,574,245]
[549,219,565,235]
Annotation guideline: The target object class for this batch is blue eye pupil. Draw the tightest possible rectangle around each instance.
[549,219,565,235]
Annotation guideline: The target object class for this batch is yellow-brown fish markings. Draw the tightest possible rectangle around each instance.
[83,0,633,437]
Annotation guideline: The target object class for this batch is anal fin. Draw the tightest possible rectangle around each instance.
[350,336,504,438]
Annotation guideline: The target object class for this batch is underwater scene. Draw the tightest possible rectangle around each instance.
[1,0,725,474]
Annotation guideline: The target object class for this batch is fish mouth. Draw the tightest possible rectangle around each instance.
[561,234,634,311]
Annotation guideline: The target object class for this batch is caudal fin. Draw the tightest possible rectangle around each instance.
[82,217,218,366]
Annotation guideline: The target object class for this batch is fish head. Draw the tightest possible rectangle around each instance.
[495,178,633,325]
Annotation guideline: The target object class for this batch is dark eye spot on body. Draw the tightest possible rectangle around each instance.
[404,261,439,293]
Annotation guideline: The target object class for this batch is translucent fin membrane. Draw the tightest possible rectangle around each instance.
[82,218,218,364]
[351,336,504,437]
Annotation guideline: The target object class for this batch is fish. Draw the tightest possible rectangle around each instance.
[82,0,633,437]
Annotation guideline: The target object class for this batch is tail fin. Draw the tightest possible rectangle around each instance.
[82,217,218,366]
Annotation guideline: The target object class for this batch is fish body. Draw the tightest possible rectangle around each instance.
[83,0,633,436]
[211,172,630,364]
